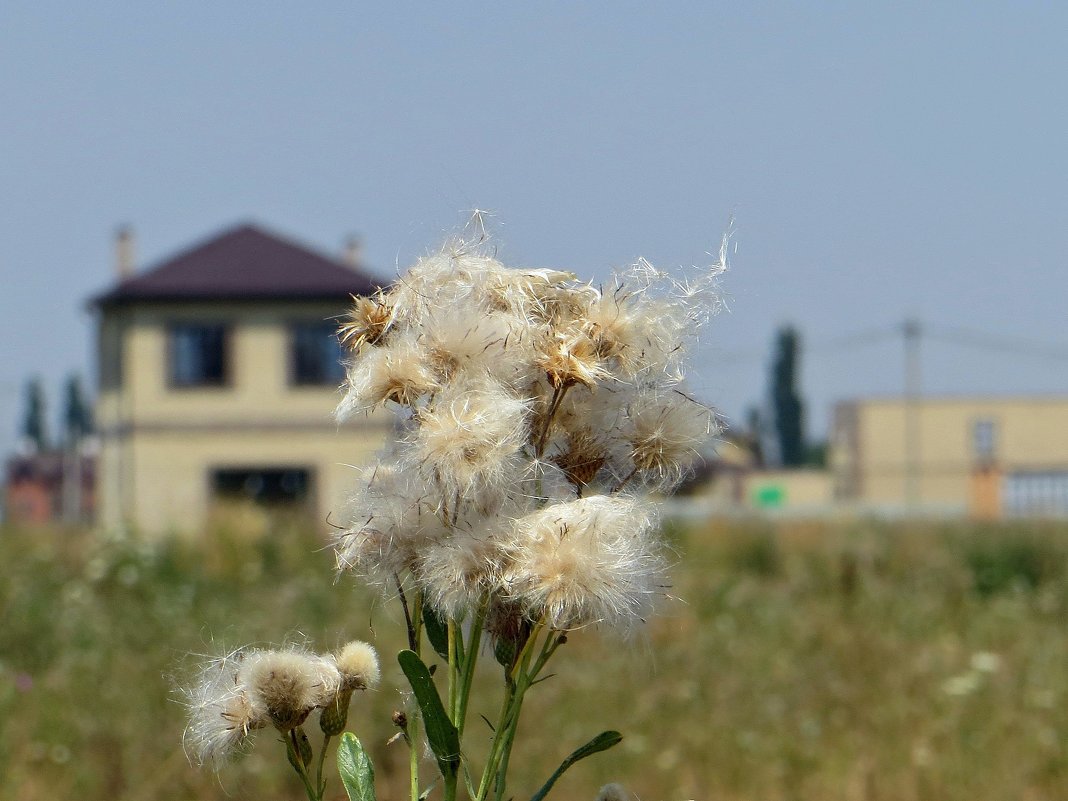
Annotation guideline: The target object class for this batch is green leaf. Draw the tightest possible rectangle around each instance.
[421,605,450,660]
[529,731,623,801]
[397,650,461,779]
[337,732,376,801]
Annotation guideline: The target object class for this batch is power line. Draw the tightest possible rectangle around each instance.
[711,323,1068,366]
[925,325,1068,362]
[710,325,899,365]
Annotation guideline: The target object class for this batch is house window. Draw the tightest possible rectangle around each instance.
[170,324,228,387]
[212,467,311,505]
[291,322,345,386]
[973,419,996,461]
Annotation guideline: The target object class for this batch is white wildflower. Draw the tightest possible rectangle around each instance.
[620,389,716,490]
[501,495,663,633]
[420,308,534,388]
[415,527,506,620]
[182,649,267,766]
[336,334,438,419]
[334,641,381,691]
[595,783,634,801]
[238,648,340,731]
[412,378,530,496]
[334,461,442,582]
[970,651,1001,673]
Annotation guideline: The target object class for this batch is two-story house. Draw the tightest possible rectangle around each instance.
[92,223,388,536]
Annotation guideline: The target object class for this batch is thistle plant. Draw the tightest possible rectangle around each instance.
[182,219,725,801]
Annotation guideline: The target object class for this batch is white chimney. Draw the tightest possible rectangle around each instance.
[115,225,135,278]
[343,235,362,268]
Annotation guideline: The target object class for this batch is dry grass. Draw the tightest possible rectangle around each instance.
[1,515,1066,801]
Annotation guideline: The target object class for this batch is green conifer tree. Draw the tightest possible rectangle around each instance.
[63,373,93,445]
[770,326,805,467]
[22,377,48,452]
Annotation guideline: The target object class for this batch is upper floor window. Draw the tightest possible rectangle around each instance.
[291,322,345,386]
[170,324,228,387]
[972,418,997,461]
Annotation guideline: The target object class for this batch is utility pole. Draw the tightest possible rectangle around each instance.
[903,318,922,511]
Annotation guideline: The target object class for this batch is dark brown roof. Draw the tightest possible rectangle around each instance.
[93,223,379,306]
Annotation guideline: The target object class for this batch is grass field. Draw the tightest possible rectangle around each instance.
[1,515,1066,801]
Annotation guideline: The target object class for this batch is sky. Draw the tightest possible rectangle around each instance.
[2,3,1067,458]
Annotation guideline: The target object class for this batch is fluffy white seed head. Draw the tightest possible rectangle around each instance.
[413,379,530,496]
[334,461,443,583]
[420,309,535,388]
[586,289,689,381]
[334,641,381,691]
[415,528,506,620]
[390,245,520,325]
[595,783,634,801]
[238,648,340,731]
[338,291,395,353]
[501,495,663,633]
[330,223,725,646]
[182,649,267,766]
[336,335,438,419]
[535,328,610,390]
[623,391,716,490]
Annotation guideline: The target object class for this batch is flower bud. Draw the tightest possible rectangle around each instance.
[318,689,353,736]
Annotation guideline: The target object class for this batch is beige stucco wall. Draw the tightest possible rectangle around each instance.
[99,302,359,426]
[745,469,834,510]
[114,426,388,535]
[97,301,390,535]
[833,397,1068,513]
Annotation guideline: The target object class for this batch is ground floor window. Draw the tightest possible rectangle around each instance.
[211,467,312,505]
[1003,471,1068,518]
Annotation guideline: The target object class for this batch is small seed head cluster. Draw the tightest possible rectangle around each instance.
[335,226,723,636]
[182,641,378,765]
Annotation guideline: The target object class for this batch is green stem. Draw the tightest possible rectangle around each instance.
[493,693,525,801]
[408,587,424,801]
[284,731,320,801]
[493,632,559,798]
[396,574,419,651]
[475,620,549,801]
[456,602,488,741]
[316,732,332,798]
[409,712,421,801]
[448,618,459,720]
[475,680,518,801]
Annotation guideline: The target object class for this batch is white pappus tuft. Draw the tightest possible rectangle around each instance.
[500,495,663,634]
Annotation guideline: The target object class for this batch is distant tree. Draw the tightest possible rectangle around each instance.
[770,326,805,467]
[63,373,93,445]
[745,404,765,467]
[22,377,48,452]
[804,440,827,468]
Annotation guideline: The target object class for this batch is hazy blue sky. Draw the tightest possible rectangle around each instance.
[2,3,1066,458]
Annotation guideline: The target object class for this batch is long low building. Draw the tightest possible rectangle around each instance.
[830,396,1068,517]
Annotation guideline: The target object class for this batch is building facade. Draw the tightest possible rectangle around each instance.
[92,223,389,535]
[831,396,1068,517]
[4,451,96,526]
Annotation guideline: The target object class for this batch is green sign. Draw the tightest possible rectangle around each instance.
[753,484,785,508]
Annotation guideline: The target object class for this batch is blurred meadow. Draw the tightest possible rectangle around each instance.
[1,515,1066,801]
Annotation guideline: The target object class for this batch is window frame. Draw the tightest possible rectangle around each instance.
[166,321,232,390]
[210,465,315,506]
[972,417,997,462]
[288,319,346,388]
